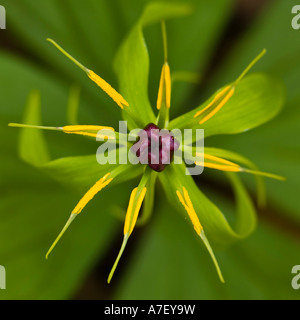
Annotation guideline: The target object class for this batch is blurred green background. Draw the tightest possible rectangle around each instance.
[0,0,300,299]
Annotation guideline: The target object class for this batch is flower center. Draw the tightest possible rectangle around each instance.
[131,123,179,172]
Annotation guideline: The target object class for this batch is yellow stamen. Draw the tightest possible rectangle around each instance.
[124,187,147,236]
[197,153,240,168]
[63,125,114,132]
[176,187,203,235]
[193,49,266,125]
[176,187,224,283]
[72,173,113,215]
[164,64,171,109]
[63,125,115,133]
[88,70,129,109]
[196,162,241,172]
[108,187,147,283]
[157,62,171,110]
[63,125,115,139]
[47,39,129,110]
[195,154,285,180]
[194,86,235,125]
[196,153,241,172]
[46,173,113,259]
[194,86,231,118]
[8,123,115,139]
[196,153,241,171]
[200,88,234,124]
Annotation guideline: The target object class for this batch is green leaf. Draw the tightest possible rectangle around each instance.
[0,173,134,300]
[158,162,256,247]
[66,85,81,125]
[10,75,142,193]
[0,51,138,299]
[3,0,235,121]
[169,73,285,138]
[0,0,236,299]
[2,0,129,124]
[19,90,50,166]
[137,171,157,226]
[42,155,143,193]
[207,0,300,223]
[4,0,297,301]
[0,117,133,299]
[114,2,194,129]
[145,0,235,113]
[114,191,300,299]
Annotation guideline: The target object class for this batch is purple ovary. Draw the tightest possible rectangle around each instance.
[131,123,180,172]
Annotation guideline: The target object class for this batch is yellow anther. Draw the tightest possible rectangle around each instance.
[62,125,115,139]
[194,86,231,118]
[108,186,147,284]
[124,187,147,236]
[194,86,235,125]
[176,186,224,283]
[47,39,129,110]
[193,49,267,126]
[88,70,129,109]
[204,154,239,167]
[195,153,285,180]
[157,62,171,110]
[176,187,203,235]
[46,173,113,259]
[196,162,241,172]
[195,153,241,172]
[72,173,113,215]
[8,123,115,139]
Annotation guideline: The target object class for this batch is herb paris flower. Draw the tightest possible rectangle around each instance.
[9,13,285,284]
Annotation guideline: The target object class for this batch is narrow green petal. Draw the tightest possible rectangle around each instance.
[108,167,152,283]
[46,214,77,259]
[241,168,286,181]
[47,38,88,73]
[107,234,129,284]
[200,231,225,283]
[233,49,266,86]
[11,90,51,166]
[9,123,61,131]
